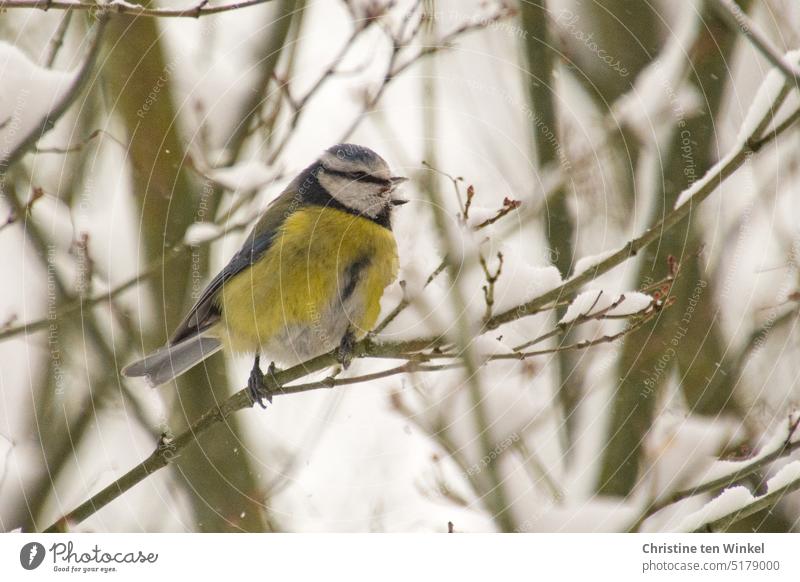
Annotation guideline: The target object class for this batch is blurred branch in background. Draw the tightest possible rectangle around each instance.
[597,0,749,501]
[98,0,304,531]
[519,0,580,461]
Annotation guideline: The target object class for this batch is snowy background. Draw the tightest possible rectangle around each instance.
[1,0,799,532]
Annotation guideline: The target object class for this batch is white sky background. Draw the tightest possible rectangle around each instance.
[1,0,799,532]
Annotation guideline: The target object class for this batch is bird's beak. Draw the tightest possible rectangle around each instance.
[388,176,409,206]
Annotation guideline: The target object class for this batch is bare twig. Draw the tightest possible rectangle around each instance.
[512,292,659,352]
[45,10,74,68]
[479,252,504,320]
[475,197,522,229]
[0,0,277,18]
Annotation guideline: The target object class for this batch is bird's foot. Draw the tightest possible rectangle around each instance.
[248,355,278,409]
[336,329,356,370]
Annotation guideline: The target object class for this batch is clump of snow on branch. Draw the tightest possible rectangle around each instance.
[675,486,754,532]
[766,460,800,491]
[640,416,742,516]
[0,42,75,157]
[208,160,277,192]
[184,222,223,245]
[675,49,800,209]
[571,250,618,278]
[735,49,800,144]
[491,260,562,313]
[674,412,798,487]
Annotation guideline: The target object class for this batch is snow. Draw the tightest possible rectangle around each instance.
[675,50,800,209]
[559,290,652,324]
[639,415,741,520]
[606,292,653,316]
[676,486,754,532]
[673,147,738,209]
[694,418,798,484]
[0,42,75,158]
[472,335,513,360]
[208,160,276,192]
[676,459,800,532]
[184,222,222,245]
[736,49,800,144]
[766,460,800,491]
[572,250,617,278]
[493,263,562,313]
[108,0,146,9]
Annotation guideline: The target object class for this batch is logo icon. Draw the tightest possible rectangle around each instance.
[20,542,46,570]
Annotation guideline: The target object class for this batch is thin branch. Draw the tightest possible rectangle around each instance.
[479,252,503,320]
[710,0,800,87]
[45,10,74,68]
[512,292,658,352]
[483,97,800,333]
[41,300,656,533]
[0,0,277,18]
[337,5,515,143]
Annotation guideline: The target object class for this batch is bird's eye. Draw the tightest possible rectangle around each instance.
[349,171,368,181]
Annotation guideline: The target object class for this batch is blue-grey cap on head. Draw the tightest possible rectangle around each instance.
[327,143,382,165]
[316,143,408,218]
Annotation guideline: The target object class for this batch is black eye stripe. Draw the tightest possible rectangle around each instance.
[324,167,391,185]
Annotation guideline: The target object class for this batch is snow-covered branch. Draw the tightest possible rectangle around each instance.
[0,14,107,171]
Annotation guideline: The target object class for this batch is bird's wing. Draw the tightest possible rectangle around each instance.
[170,188,300,344]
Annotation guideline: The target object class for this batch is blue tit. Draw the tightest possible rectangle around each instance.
[122,143,408,406]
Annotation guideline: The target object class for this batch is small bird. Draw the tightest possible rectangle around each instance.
[122,143,408,407]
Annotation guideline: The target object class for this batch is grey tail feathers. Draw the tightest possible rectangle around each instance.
[122,335,222,387]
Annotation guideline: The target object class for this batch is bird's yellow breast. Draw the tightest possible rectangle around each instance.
[215,206,398,357]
